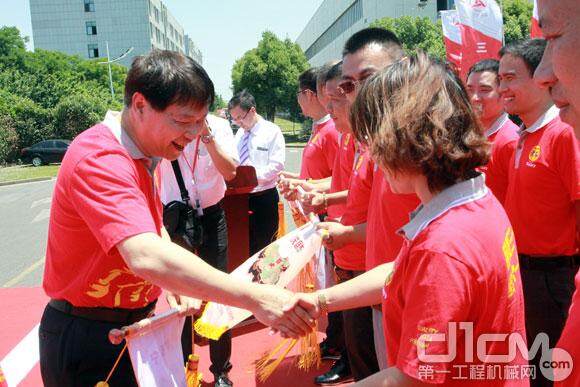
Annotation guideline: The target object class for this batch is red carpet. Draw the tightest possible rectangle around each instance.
[0,287,352,386]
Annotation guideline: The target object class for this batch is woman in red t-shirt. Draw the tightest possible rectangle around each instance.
[293,53,529,386]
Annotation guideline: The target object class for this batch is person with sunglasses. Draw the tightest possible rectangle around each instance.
[228,90,285,256]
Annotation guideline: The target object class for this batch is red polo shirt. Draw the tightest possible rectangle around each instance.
[334,150,373,271]
[554,271,580,386]
[43,123,163,308]
[383,183,527,385]
[327,133,356,220]
[481,115,519,204]
[299,118,339,180]
[504,112,579,256]
[365,166,420,270]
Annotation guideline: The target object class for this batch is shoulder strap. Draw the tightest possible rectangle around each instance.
[171,159,190,203]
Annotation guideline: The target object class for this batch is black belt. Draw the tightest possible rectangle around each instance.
[519,254,580,271]
[202,201,223,216]
[249,187,277,197]
[48,299,156,324]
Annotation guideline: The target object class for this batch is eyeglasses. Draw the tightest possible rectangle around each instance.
[296,89,315,98]
[230,108,252,123]
[337,73,374,95]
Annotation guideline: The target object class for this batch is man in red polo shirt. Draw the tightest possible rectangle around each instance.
[466,59,519,204]
[280,66,338,181]
[499,39,579,387]
[534,2,580,385]
[39,51,315,387]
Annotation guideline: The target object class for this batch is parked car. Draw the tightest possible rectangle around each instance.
[21,139,71,167]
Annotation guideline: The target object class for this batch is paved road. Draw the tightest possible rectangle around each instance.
[0,147,303,288]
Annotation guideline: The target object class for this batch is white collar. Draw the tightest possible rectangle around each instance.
[102,110,160,173]
[520,105,559,134]
[313,114,331,126]
[485,113,509,138]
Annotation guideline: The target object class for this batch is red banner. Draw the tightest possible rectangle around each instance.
[530,0,543,38]
[456,0,504,81]
[441,10,463,74]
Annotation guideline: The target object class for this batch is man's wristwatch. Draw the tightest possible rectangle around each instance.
[201,134,214,144]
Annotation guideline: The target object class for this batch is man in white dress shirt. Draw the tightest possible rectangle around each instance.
[159,114,238,387]
[228,90,285,256]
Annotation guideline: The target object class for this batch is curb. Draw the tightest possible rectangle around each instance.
[286,144,306,148]
[0,176,54,187]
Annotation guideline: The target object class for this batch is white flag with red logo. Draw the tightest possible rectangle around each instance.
[530,0,543,38]
[127,314,186,387]
[441,10,463,73]
[456,0,504,80]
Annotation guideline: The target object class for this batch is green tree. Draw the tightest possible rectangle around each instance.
[371,16,446,60]
[501,0,534,44]
[231,31,309,120]
[52,93,111,139]
[0,114,19,164]
[211,94,227,112]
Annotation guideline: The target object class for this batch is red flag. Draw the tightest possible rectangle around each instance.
[441,10,463,74]
[530,0,543,38]
[456,0,504,81]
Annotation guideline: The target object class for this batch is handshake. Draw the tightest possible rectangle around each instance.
[168,285,327,339]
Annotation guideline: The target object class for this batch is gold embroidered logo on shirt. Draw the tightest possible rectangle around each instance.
[86,266,155,307]
[502,227,519,298]
[528,145,541,162]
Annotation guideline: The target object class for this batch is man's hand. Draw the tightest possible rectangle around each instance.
[317,222,352,251]
[249,285,317,338]
[300,192,326,215]
[166,293,203,316]
[278,171,300,179]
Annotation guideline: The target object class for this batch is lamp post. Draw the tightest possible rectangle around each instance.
[99,41,134,99]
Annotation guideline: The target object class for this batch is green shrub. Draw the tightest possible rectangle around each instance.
[0,114,19,163]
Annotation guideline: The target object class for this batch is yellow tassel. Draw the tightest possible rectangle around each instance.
[254,263,321,381]
[277,201,287,238]
[255,338,298,382]
[194,314,229,340]
[185,354,202,387]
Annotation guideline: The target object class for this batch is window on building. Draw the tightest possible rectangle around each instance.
[86,21,97,35]
[88,43,99,58]
[84,0,95,12]
[150,22,154,39]
[304,0,363,60]
[156,28,161,43]
[154,7,160,23]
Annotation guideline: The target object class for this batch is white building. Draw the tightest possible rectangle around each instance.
[30,0,202,67]
[297,0,455,66]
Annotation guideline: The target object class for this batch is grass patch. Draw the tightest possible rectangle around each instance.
[274,117,302,134]
[0,164,60,183]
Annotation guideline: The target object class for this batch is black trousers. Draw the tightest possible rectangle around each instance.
[519,255,578,387]
[248,188,279,256]
[336,268,379,381]
[177,204,232,376]
[39,305,138,387]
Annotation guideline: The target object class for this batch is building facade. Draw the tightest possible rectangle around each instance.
[296,0,454,66]
[30,0,202,67]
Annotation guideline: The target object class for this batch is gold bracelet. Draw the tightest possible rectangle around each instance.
[317,291,329,314]
[322,192,328,210]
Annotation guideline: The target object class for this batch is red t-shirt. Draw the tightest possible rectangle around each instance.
[334,150,373,271]
[504,116,579,256]
[365,166,420,270]
[481,117,519,204]
[327,133,356,219]
[43,123,163,308]
[299,118,339,180]
[383,191,527,385]
[554,271,580,386]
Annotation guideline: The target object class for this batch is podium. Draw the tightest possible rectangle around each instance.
[223,166,258,272]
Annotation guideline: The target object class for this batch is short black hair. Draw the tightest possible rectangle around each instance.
[299,67,318,92]
[343,27,403,58]
[228,89,256,111]
[316,61,340,87]
[323,61,342,84]
[124,49,214,110]
[499,39,547,76]
[467,59,500,80]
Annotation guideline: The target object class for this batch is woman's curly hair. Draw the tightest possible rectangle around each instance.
[350,52,490,192]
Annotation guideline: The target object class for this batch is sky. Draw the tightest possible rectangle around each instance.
[0,0,324,100]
